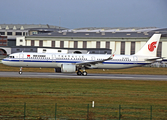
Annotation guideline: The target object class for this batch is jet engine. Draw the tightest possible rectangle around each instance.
[55,64,76,73]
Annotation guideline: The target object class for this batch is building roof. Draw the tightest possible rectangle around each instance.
[0,24,66,30]
[30,27,167,38]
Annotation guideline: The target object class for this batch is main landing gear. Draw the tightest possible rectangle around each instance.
[19,67,23,75]
[77,70,87,76]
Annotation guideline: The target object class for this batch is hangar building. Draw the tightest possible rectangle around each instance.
[15,27,167,58]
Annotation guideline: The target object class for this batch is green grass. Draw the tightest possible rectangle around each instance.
[0,77,167,119]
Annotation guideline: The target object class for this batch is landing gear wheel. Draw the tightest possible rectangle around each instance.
[82,71,87,76]
[19,71,22,75]
[77,71,82,75]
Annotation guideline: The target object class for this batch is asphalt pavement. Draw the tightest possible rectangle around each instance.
[0,72,167,81]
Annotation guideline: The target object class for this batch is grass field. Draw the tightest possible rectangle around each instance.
[0,77,167,119]
[0,63,167,119]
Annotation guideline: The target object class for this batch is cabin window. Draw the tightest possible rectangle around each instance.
[9,56,14,58]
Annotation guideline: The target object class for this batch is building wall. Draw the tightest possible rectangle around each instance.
[69,41,74,48]
[14,36,167,58]
[16,36,26,46]
[78,41,83,48]
[56,41,60,47]
[162,42,167,57]
[125,42,131,55]
[115,42,121,55]
[135,42,141,53]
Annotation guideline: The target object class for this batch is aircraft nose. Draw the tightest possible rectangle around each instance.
[1,58,7,65]
[1,59,5,64]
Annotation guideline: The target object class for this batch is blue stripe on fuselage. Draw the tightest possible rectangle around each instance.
[2,58,147,65]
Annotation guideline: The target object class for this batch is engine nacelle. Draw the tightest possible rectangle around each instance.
[55,64,76,73]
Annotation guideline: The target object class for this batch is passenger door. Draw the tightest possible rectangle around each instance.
[19,53,24,62]
[52,54,56,62]
[133,56,138,64]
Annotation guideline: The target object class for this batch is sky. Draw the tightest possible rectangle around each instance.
[0,0,167,29]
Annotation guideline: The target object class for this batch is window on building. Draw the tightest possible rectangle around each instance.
[60,41,64,48]
[52,41,55,47]
[7,32,12,35]
[32,31,37,35]
[74,41,78,48]
[121,41,125,55]
[131,42,135,55]
[106,41,110,49]
[0,32,5,35]
[20,39,23,42]
[83,41,87,48]
[16,32,22,36]
[31,40,34,46]
[39,40,43,47]
[157,42,162,57]
[96,41,100,48]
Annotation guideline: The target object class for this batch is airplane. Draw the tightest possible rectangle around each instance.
[2,34,161,76]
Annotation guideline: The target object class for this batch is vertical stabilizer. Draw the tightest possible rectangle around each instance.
[135,34,161,57]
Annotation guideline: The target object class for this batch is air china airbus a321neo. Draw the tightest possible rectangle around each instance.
[2,34,161,76]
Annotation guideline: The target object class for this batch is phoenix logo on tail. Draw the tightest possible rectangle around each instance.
[148,41,157,52]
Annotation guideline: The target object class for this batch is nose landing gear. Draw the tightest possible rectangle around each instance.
[19,67,23,75]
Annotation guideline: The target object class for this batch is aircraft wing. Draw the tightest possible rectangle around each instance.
[76,54,115,67]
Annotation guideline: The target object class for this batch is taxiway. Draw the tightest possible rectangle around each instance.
[0,72,167,81]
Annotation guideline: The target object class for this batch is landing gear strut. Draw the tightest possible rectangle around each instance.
[19,67,23,75]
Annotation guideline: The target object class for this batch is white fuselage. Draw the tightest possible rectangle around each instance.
[2,52,151,69]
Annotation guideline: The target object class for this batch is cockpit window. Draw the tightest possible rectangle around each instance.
[9,56,14,58]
